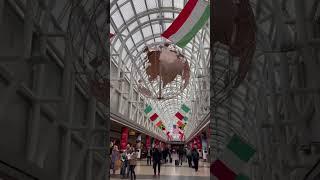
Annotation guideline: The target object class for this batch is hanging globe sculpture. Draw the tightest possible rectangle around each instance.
[137,43,190,100]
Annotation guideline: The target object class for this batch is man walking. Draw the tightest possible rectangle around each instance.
[191,146,200,172]
[152,145,162,176]
[178,146,184,165]
[186,146,192,167]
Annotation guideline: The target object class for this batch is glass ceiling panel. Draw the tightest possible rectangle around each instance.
[117,0,127,5]
[120,3,134,22]
[146,0,158,9]
[128,22,138,31]
[112,11,124,28]
[142,26,153,38]
[163,0,172,7]
[133,0,147,14]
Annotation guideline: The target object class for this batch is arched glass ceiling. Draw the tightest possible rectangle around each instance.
[110,0,210,139]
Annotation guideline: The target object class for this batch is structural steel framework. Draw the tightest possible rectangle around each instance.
[0,0,320,179]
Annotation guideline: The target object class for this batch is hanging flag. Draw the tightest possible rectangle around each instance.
[178,131,184,141]
[161,0,210,48]
[179,123,186,130]
[109,33,115,38]
[177,120,184,127]
[144,105,153,115]
[183,116,189,122]
[146,135,151,148]
[155,121,166,130]
[175,112,184,121]
[211,135,256,180]
[156,121,162,127]
[181,104,190,113]
[120,127,129,151]
[150,113,159,121]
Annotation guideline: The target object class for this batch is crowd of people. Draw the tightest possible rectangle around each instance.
[110,144,137,179]
[110,143,201,179]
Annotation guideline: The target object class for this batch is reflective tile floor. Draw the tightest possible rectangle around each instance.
[110,154,210,180]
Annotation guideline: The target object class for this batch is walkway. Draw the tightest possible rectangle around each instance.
[110,154,210,180]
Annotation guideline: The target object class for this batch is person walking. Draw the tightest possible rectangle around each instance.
[125,144,131,178]
[186,147,192,167]
[111,145,120,175]
[162,148,168,163]
[146,148,152,165]
[168,148,172,163]
[128,147,137,180]
[152,146,162,176]
[120,150,128,178]
[178,147,184,165]
[191,146,200,172]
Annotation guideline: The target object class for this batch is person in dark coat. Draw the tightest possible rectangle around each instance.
[178,146,184,165]
[191,146,200,172]
[186,146,192,167]
[152,146,162,176]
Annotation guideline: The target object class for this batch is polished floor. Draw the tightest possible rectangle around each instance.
[110,154,210,180]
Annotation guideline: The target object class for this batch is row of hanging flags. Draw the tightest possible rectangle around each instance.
[210,134,256,180]
[174,104,191,140]
[144,104,173,141]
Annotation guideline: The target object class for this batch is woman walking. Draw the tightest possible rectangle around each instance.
[128,147,137,180]
[111,145,120,175]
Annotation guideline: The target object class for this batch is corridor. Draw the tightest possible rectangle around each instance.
[110,154,210,180]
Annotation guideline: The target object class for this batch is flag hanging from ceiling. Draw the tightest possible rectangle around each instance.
[156,121,166,131]
[175,112,184,121]
[144,105,153,115]
[161,0,210,48]
[181,104,190,113]
[144,105,166,136]
[177,120,184,127]
[150,113,159,122]
[109,33,115,38]
[211,134,256,180]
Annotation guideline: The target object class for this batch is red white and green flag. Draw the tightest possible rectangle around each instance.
[161,0,210,48]
[211,135,256,180]
[144,105,159,122]
[156,121,166,131]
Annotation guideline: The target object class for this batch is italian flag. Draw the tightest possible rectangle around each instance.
[161,0,210,48]
[180,104,191,122]
[156,121,166,131]
[144,104,161,123]
[211,135,256,180]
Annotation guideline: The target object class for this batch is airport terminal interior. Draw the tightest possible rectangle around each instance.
[1,0,320,179]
